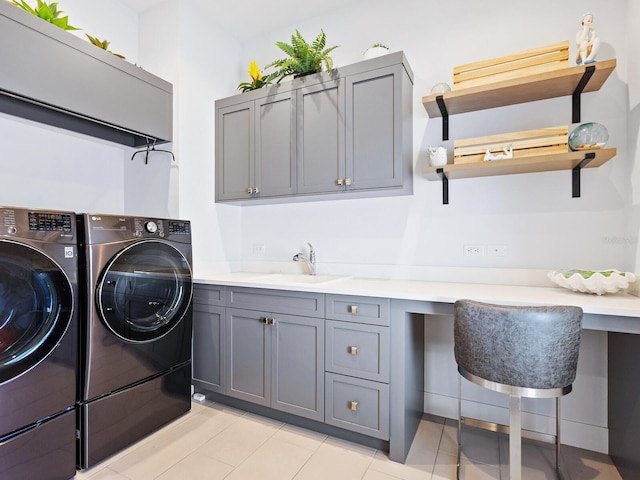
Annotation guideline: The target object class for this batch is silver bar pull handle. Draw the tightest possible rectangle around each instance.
[348,305,358,314]
[348,346,358,355]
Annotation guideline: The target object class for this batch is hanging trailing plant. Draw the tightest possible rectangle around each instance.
[265,29,338,83]
[10,0,79,30]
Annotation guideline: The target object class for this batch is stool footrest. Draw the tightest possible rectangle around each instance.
[460,416,557,445]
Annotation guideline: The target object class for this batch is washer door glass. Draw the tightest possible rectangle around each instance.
[97,241,192,343]
[0,240,73,384]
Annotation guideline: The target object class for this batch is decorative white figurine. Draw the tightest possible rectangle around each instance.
[576,13,600,65]
[484,144,513,161]
[427,146,447,166]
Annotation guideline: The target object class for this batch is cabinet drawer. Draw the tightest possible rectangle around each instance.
[227,287,324,318]
[326,295,390,326]
[325,373,389,440]
[193,284,226,307]
[326,320,389,382]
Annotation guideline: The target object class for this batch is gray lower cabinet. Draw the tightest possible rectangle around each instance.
[216,91,296,201]
[192,284,394,442]
[324,295,391,440]
[224,288,325,421]
[215,51,414,203]
[192,285,226,394]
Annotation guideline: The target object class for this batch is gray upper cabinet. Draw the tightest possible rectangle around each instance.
[215,52,414,204]
[216,92,296,201]
[297,78,345,194]
[346,65,409,191]
[0,2,172,147]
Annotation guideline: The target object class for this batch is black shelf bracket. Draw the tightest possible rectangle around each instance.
[572,152,596,197]
[572,65,596,123]
[436,95,449,141]
[437,168,449,204]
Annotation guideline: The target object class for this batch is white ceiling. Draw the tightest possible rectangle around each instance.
[118,0,361,42]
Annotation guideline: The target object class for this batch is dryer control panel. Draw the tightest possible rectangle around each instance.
[83,214,191,244]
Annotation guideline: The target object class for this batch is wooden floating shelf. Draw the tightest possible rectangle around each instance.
[422,58,616,117]
[424,148,616,204]
[424,148,616,180]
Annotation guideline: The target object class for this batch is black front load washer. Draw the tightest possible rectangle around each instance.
[0,206,78,480]
[77,213,193,469]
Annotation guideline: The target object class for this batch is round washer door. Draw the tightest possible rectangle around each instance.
[0,240,73,384]
[97,240,192,343]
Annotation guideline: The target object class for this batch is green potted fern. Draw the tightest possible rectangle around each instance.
[265,29,338,83]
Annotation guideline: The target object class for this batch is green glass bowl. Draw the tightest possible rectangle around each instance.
[568,122,609,151]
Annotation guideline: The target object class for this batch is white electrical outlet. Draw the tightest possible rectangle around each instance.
[463,245,484,256]
[487,244,508,256]
[252,244,266,256]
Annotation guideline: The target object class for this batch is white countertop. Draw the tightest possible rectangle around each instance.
[195,272,640,322]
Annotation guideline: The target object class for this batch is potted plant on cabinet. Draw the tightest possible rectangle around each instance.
[9,0,78,30]
[265,29,339,83]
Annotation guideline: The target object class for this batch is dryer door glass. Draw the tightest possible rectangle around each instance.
[0,241,73,384]
[97,241,192,342]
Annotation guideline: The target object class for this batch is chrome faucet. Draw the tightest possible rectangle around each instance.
[293,242,316,275]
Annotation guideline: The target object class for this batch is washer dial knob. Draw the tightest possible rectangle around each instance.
[145,221,158,233]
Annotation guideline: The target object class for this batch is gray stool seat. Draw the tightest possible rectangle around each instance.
[454,299,582,479]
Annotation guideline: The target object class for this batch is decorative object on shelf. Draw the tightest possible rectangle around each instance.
[548,269,636,295]
[85,34,125,59]
[576,13,600,65]
[265,29,338,83]
[430,82,451,95]
[427,146,447,166]
[364,43,389,59]
[568,122,608,150]
[454,126,568,165]
[484,144,513,161]
[10,0,78,30]
[237,60,272,92]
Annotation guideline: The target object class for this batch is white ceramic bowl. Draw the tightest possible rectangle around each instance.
[548,269,637,295]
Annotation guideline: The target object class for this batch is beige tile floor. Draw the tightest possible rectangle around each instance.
[74,400,623,480]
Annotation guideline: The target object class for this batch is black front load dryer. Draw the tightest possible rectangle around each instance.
[77,213,193,469]
[0,206,78,480]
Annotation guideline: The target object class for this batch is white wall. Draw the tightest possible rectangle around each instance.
[229,0,633,281]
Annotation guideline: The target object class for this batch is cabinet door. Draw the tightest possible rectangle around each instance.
[346,65,405,190]
[255,92,296,197]
[192,306,225,393]
[225,308,271,406]
[271,314,324,421]
[216,101,254,201]
[296,79,346,194]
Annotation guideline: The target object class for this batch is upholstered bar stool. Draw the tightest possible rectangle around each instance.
[453,299,583,480]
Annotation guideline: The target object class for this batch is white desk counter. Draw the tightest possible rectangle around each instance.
[195,273,640,333]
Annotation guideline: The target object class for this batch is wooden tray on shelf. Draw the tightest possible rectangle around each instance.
[422,58,616,117]
[453,41,569,90]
